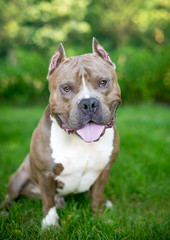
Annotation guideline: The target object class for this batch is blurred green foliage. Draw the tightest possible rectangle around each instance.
[0,0,169,104]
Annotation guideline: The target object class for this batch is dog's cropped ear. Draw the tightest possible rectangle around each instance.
[47,43,66,79]
[92,37,116,70]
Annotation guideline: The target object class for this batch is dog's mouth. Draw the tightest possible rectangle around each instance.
[76,118,115,142]
[61,117,115,143]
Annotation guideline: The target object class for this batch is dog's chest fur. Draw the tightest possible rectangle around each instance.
[50,117,114,195]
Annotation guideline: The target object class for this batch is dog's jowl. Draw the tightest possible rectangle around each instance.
[4,38,121,229]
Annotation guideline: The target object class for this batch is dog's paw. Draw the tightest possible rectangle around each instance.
[54,195,66,209]
[42,207,60,230]
[1,194,14,210]
[103,200,114,209]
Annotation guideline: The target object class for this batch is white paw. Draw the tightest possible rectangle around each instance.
[42,207,59,229]
[103,200,114,209]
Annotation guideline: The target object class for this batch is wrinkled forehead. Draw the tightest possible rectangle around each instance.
[50,53,116,85]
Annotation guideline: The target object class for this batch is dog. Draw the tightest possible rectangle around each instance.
[3,38,121,228]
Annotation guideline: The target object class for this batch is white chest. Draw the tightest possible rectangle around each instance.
[50,118,114,195]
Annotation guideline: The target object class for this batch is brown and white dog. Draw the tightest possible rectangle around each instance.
[4,38,121,228]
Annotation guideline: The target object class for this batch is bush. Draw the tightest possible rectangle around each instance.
[111,44,170,103]
[0,49,49,104]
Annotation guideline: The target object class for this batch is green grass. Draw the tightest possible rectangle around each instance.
[0,104,169,239]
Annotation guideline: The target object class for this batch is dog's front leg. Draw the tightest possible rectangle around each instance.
[91,126,120,216]
[90,165,111,215]
[38,173,59,229]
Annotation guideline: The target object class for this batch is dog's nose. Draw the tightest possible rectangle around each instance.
[79,98,99,115]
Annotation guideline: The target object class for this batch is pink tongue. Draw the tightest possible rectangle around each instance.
[76,122,105,143]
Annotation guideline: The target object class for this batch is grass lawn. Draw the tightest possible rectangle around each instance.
[0,104,169,239]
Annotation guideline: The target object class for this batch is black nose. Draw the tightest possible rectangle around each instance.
[79,98,99,115]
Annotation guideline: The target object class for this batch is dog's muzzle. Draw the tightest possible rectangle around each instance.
[60,98,120,143]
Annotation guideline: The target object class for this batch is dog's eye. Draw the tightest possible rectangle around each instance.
[63,85,72,93]
[99,79,109,88]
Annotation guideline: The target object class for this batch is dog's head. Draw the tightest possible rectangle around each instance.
[47,38,121,142]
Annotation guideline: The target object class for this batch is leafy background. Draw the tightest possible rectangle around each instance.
[0,0,169,104]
